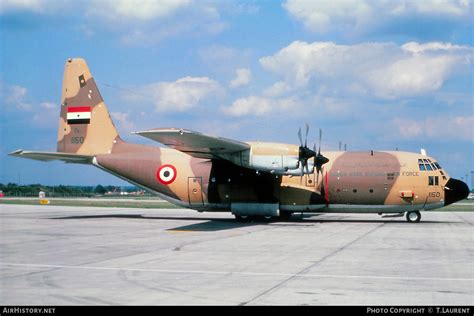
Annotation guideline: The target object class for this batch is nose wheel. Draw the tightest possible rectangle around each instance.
[406,211,421,223]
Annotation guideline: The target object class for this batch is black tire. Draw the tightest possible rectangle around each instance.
[406,211,421,223]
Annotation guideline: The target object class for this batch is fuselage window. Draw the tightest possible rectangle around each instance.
[425,164,433,171]
[419,164,426,171]
[434,176,439,186]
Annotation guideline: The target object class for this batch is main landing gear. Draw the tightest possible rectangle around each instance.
[234,212,293,222]
[406,211,421,223]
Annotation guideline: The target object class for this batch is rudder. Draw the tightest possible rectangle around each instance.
[57,58,120,155]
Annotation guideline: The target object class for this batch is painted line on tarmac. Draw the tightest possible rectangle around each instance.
[1,262,472,283]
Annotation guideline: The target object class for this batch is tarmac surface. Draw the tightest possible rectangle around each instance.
[0,204,473,305]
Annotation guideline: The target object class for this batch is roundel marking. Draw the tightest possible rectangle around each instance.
[156,164,177,185]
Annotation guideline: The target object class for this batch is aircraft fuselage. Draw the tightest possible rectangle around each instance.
[92,139,462,216]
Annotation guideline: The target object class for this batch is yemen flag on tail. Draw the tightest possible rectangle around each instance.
[67,106,91,125]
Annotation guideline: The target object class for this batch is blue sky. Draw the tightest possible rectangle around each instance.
[0,0,473,187]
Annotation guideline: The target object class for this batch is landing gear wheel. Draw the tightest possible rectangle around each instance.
[406,211,421,223]
[234,214,251,222]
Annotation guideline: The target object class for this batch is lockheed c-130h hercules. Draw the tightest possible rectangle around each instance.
[10,58,470,222]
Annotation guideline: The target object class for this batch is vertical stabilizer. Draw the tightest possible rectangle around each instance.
[57,58,120,155]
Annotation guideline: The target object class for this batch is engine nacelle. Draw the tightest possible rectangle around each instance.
[249,154,298,172]
[221,142,314,176]
[222,142,314,175]
[250,155,314,175]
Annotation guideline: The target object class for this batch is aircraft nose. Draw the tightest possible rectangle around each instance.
[444,178,470,206]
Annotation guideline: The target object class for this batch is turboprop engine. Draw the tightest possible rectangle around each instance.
[223,125,328,177]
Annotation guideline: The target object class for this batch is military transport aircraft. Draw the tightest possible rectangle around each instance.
[10,58,469,222]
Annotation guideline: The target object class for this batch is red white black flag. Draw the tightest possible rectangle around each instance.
[67,106,91,125]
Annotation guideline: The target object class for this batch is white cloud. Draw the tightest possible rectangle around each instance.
[111,111,135,133]
[222,96,297,117]
[0,0,47,13]
[283,0,471,34]
[39,102,56,110]
[125,76,221,112]
[393,116,474,141]
[399,0,470,17]
[259,40,472,99]
[0,82,31,110]
[283,0,373,33]
[366,55,459,99]
[0,0,74,15]
[262,81,293,97]
[88,0,192,21]
[32,101,57,127]
[402,41,469,54]
[229,68,251,88]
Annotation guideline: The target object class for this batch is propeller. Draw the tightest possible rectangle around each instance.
[297,123,316,178]
[314,128,330,184]
[296,124,330,185]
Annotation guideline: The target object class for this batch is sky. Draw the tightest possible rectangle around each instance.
[0,0,473,187]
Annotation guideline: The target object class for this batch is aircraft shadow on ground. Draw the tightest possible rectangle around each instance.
[49,214,459,232]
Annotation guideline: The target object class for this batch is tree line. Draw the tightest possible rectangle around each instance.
[0,183,140,197]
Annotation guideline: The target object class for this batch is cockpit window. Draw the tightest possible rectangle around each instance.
[418,159,441,171]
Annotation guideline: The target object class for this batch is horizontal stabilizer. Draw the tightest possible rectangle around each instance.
[9,150,93,164]
[133,128,250,159]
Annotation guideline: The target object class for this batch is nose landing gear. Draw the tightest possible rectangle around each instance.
[406,211,421,223]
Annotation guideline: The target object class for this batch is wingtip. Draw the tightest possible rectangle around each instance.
[9,149,24,156]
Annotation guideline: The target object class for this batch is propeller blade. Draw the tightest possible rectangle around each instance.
[300,161,304,184]
[314,128,329,179]
[318,128,322,155]
[298,127,303,146]
[305,123,309,147]
[316,166,320,186]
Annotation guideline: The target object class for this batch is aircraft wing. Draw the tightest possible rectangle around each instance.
[133,128,250,159]
[9,150,93,164]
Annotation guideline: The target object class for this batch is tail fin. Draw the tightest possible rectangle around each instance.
[57,58,120,155]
